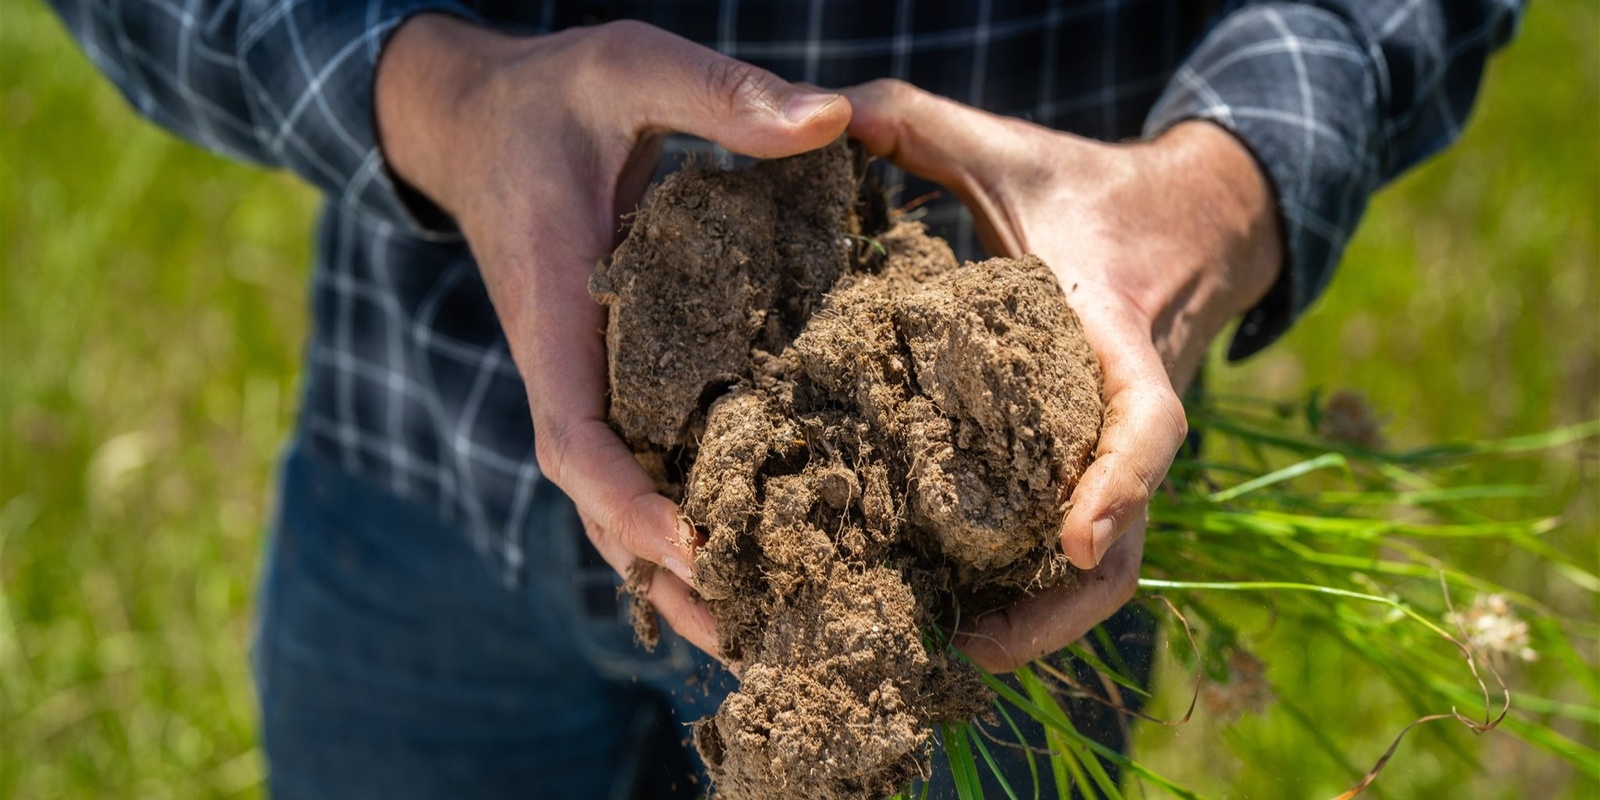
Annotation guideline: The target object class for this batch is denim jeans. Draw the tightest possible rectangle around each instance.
[254,444,1154,799]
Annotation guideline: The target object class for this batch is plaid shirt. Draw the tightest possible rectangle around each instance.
[51,0,1521,588]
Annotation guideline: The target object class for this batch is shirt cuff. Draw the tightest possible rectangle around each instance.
[238,0,480,238]
[1143,3,1384,360]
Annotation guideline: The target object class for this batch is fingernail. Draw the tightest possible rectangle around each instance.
[663,554,693,584]
[1091,517,1117,564]
[784,92,839,124]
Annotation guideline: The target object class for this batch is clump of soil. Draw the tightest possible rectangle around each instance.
[591,140,1103,799]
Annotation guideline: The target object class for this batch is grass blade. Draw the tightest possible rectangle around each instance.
[943,723,984,800]
[1207,452,1351,503]
[969,725,1023,800]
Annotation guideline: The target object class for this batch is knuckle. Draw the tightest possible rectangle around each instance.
[533,422,574,488]
[602,18,651,38]
[576,20,656,87]
[612,496,651,556]
[606,487,659,560]
[1128,458,1166,499]
[870,77,914,102]
[1156,390,1189,442]
[703,58,776,116]
[591,19,652,55]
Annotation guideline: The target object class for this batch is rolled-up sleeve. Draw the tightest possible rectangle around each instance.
[47,0,478,235]
[1144,1,1523,359]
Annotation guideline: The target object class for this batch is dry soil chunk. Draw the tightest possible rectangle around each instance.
[595,141,1105,800]
[592,141,858,449]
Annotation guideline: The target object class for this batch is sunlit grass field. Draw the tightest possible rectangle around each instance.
[2,2,1595,798]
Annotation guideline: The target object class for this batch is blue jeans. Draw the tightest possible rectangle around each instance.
[254,445,1154,799]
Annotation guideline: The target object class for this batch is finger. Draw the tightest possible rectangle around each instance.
[839,79,1018,181]
[838,79,1036,256]
[578,511,721,660]
[645,563,723,659]
[497,176,707,657]
[594,21,850,158]
[527,286,719,663]
[957,515,1145,673]
[1053,303,1187,568]
[484,202,692,583]
[540,415,697,584]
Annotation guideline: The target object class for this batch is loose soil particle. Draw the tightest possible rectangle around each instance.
[592,140,1104,800]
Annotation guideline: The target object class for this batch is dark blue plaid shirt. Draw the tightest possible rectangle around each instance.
[51,0,1521,587]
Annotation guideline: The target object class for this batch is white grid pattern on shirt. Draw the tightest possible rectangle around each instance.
[52,0,1525,586]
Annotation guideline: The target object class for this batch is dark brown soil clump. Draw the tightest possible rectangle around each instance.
[592,140,1103,799]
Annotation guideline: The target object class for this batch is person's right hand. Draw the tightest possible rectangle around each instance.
[374,15,851,659]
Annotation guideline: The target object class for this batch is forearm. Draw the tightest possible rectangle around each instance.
[45,0,266,164]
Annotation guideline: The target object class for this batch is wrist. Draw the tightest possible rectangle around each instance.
[375,13,522,220]
[1144,120,1284,320]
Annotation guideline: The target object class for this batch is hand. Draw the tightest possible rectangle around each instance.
[841,80,1282,672]
[375,15,850,659]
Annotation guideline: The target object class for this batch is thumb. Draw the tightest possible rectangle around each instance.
[601,22,850,158]
[839,79,1023,191]
[840,78,1034,258]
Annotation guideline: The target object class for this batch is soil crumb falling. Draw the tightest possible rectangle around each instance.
[593,140,1104,799]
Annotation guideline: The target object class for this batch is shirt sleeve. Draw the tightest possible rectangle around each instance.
[46,0,481,236]
[1143,1,1524,360]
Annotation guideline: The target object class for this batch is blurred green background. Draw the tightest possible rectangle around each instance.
[1,1,1594,798]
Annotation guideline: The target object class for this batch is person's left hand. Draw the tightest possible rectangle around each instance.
[840,80,1283,672]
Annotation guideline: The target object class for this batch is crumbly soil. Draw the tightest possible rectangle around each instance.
[591,140,1104,800]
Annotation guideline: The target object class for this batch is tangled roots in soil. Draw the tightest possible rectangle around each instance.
[592,140,1103,799]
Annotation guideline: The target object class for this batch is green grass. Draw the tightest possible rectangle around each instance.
[1,2,316,796]
[1126,412,1597,799]
[2,1,1596,798]
[1134,4,1600,796]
